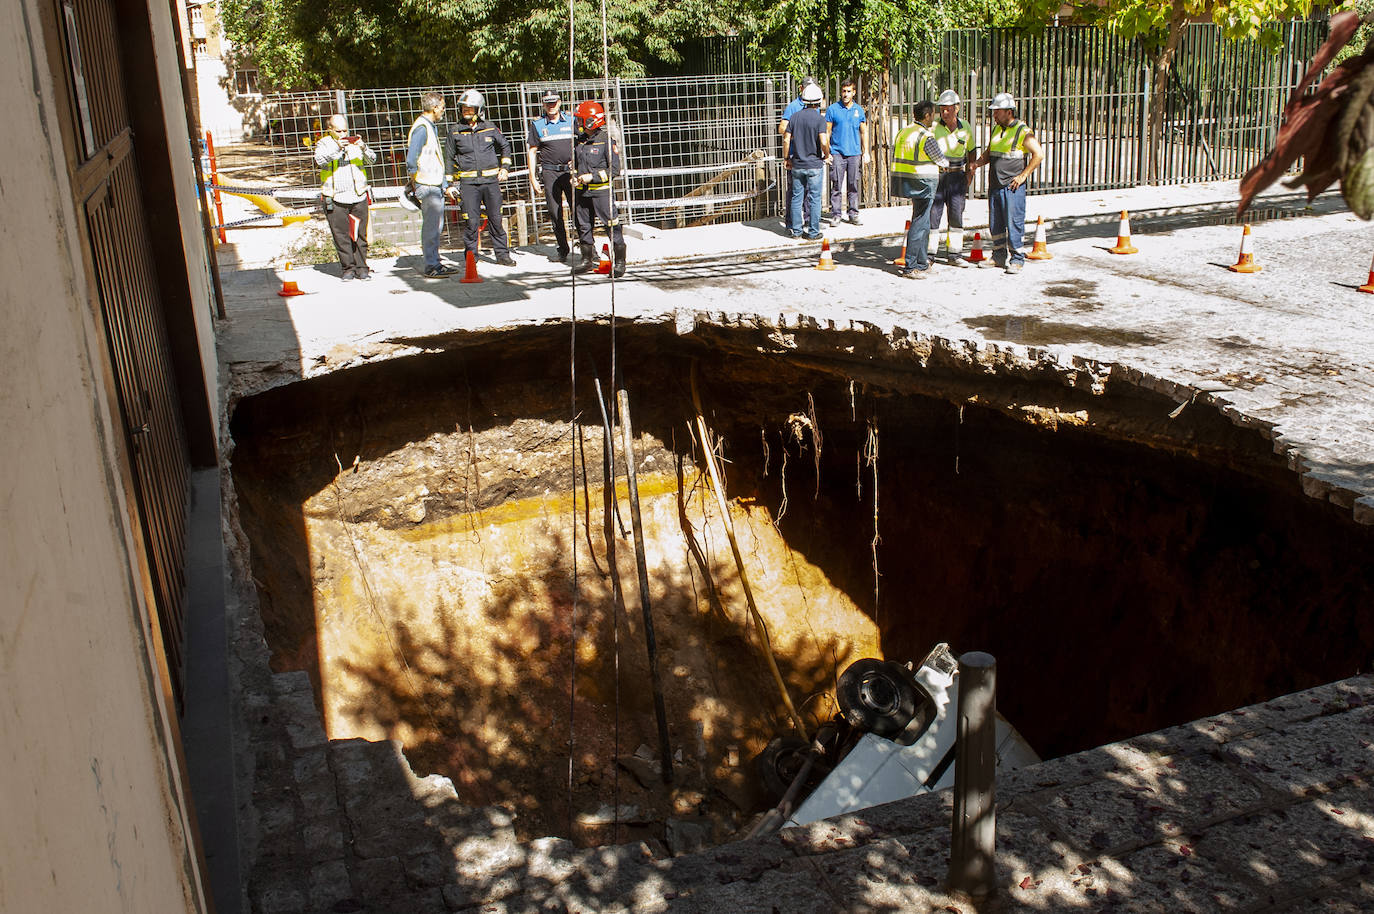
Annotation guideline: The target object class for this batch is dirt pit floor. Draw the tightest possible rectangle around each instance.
[230,322,1374,851]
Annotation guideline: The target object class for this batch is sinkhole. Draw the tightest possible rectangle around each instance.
[229,319,1374,850]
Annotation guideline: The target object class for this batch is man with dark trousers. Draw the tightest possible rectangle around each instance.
[571,100,626,277]
[527,90,576,263]
[315,113,376,280]
[446,88,516,267]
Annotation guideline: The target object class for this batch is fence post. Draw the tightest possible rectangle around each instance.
[1139,64,1151,186]
[335,89,347,118]
[947,651,996,898]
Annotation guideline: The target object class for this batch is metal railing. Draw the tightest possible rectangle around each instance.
[884,21,1325,195]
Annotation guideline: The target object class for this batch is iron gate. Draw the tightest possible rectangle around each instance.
[59,0,192,701]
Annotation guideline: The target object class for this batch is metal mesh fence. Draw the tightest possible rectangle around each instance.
[889,21,1324,195]
[253,74,793,245]
[222,21,1325,242]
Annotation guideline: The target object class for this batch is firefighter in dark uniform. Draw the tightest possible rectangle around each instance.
[445,88,516,267]
[527,90,576,263]
[571,100,626,277]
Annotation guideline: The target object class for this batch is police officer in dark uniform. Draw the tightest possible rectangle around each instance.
[445,88,516,267]
[526,90,576,263]
[571,100,626,277]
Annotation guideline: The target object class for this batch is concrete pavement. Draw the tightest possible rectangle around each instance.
[212,179,1374,912]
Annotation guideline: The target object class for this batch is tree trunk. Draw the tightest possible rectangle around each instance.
[1146,1,1190,184]
[873,43,893,207]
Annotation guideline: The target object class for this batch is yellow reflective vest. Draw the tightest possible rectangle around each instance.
[988,119,1030,161]
[315,136,373,203]
[893,123,940,179]
[932,118,973,165]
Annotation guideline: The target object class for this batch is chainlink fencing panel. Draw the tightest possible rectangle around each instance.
[253,74,792,248]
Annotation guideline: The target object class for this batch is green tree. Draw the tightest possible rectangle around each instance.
[739,0,1017,203]
[219,0,733,90]
[1031,0,1339,182]
[219,0,318,92]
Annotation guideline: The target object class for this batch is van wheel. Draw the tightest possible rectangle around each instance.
[754,736,810,802]
[837,659,918,738]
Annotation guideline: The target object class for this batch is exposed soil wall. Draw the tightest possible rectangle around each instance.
[229,320,1374,846]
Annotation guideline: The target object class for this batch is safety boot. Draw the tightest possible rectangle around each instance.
[572,243,598,275]
[612,242,627,278]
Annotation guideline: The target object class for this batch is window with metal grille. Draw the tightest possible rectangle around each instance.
[235,68,259,97]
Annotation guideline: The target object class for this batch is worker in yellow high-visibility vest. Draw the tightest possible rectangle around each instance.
[891,100,949,278]
[929,90,976,266]
[969,92,1045,275]
[315,114,376,281]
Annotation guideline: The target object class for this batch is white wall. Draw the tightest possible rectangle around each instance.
[196,54,254,143]
[153,0,221,434]
[0,0,208,910]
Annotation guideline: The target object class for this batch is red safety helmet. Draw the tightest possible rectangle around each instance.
[575,100,606,133]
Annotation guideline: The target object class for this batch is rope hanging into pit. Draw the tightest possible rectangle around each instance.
[565,0,638,841]
[565,0,580,841]
[599,0,626,844]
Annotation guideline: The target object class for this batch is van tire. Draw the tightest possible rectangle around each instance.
[837,659,919,738]
[755,735,811,802]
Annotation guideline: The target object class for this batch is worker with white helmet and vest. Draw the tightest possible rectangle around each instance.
[929,90,976,266]
[891,100,949,278]
[969,92,1045,274]
[315,113,377,281]
[447,88,517,268]
[406,92,454,278]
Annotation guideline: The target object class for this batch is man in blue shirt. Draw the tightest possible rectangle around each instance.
[526,90,576,263]
[778,77,820,230]
[782,83,830,240]
[825,79,869,225]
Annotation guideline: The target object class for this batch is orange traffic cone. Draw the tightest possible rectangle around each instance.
[1109,210,1138,254]
[594,243,612,275]
[968,232,986,264]
[1227,224,1262,273]
[892,220,910,265]
[277,261,305,297]
[1359,251,1374,293]
[1026,215,1053,260]
[460,249,483,283]
[816,238,837,270]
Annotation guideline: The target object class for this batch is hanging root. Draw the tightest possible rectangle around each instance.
[955,402,964,476]
[785,394,823,500]
[808,392,822,498]
[776,442,789,525]
[864,419,881,618]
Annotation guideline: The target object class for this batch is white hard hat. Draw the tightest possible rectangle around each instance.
[459,88,485,111]
[936,89,960,107]
[399,183,420,212]
[801,83,823,103]
[988,92,1016,110]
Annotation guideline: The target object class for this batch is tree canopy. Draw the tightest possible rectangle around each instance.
[1023,0,1339,180]
[740,0,1020,78]
[219,0,738,92]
